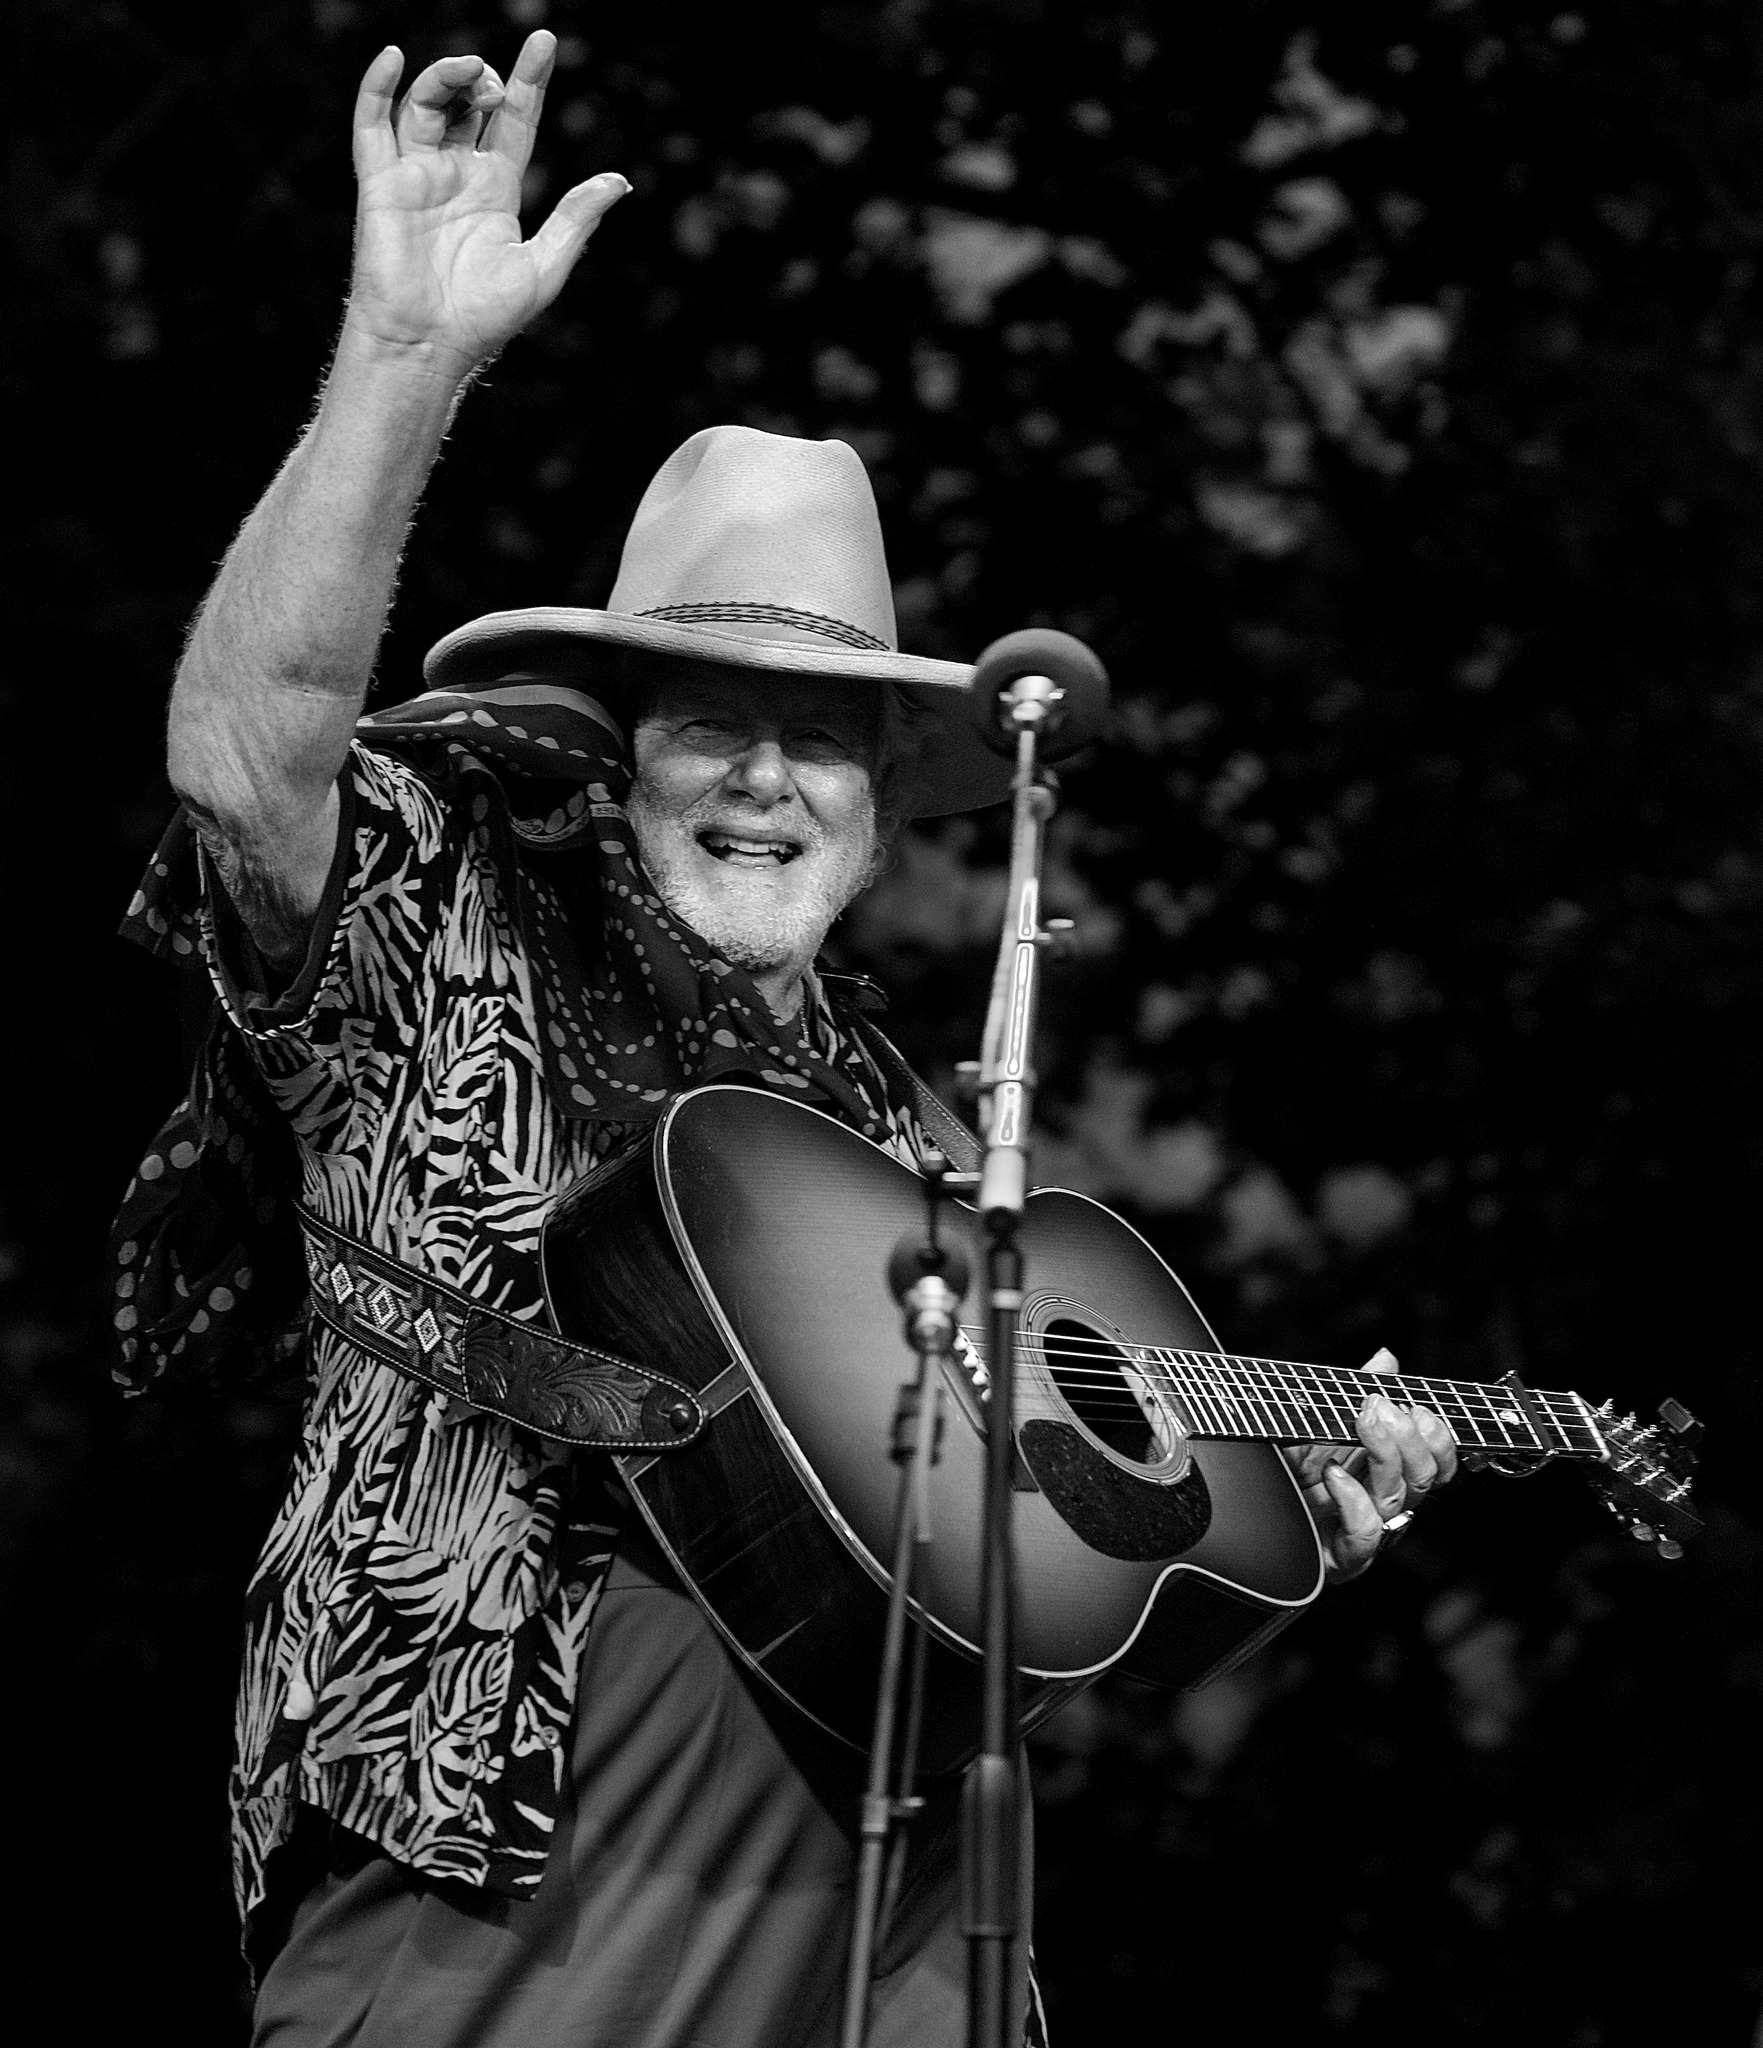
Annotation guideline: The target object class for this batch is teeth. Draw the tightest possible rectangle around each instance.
[703,834,795,860]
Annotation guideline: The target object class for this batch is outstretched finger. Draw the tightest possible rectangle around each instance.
[527,172,632,304]
[484,30,557,181]
[395,54,501,153]
[352,46,405,178]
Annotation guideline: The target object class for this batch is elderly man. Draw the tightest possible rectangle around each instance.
[121,31,1456,2048]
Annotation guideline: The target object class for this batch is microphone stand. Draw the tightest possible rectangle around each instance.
[843,627,1104,2048]
[839,1176,970,2048]
[963,669,1065,2048]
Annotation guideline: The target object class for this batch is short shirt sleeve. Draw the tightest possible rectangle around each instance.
[203,742,451,1037]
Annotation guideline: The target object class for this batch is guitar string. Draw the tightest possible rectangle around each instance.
[947,1320,1591,1420]
[951,1326,1598,1451]
[950,1321,1591,1426]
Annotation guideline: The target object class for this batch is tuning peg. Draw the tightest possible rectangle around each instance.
[1658,1398,1704,1447]
[1657,1538,1685,1560]
[1597,1399,1614,1416]
[1630,1523,1657,1544]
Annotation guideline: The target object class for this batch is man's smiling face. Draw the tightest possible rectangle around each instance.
[625,663,885,1015]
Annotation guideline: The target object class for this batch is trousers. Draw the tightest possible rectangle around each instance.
[251,1522,1035,2047]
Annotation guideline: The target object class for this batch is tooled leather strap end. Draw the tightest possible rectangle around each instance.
[298,1211,704,1452]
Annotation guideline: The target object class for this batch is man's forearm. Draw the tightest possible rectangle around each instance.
[163,30,621,950]
[169,326,472,821]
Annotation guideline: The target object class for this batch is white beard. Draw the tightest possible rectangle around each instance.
[625,777,879,983]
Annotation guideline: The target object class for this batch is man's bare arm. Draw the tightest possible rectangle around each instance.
[166,32,627,963]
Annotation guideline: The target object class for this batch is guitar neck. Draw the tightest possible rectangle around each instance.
[1145,1349,1603,1459]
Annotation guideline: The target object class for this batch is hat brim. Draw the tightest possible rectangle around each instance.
[423,607,1013,819]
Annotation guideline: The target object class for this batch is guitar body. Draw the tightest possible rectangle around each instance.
[541,1084,1324,1774]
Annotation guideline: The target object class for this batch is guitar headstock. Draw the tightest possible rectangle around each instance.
[1585,1397,1704,1558]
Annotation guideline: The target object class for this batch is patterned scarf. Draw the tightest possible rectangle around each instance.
[351,678,901,1140]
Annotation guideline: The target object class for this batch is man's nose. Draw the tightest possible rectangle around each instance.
[724,737,793,803]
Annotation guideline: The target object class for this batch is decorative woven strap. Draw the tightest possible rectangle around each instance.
[844,1014,983,1174]
[298,1208,705,1452]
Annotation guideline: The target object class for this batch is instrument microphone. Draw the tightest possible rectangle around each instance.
[967,627,1110,761]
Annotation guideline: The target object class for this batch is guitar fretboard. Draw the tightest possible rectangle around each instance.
[1124,1349,1602,1458]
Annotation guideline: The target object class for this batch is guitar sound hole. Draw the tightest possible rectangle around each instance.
[1043,1318,1157,1464]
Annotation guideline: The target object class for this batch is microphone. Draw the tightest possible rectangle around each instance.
[967,627,1109,762]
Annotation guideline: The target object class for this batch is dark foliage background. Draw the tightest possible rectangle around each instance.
[7,0,1763,2040]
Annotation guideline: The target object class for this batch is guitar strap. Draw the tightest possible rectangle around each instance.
[290,1000,970,1449]
[296,1205,705,1451]
[843,1011,984,1176]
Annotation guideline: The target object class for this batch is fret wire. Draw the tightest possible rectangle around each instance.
[1295,1364,1356,1441]
[1270,1362,1325,1439]
[1319,1364,1366,1438]
[1188,1357,1248,1433]
[1490,1384,1544,1451]
[1258,1359,1314,1437]
[1393,1374,1488,1448]
[1200,1356,1253,1436]
[1537,1391,1595,1450]
[1436,1375,1506,1449]
[1523,1392,1571,1450]
[1310,1368,1359,1449]
[1261,1359,1343,1441]
[1561,1392,1605,1453]
[1236,1356,1294,1438]
[1203,1355,1269,1438]
[1196,1356,1242,1438]
[1261,1359,1310,1441]
[1263,1357,1308,1438]
[1219,1356,1279,1437]
[1168,1352,1217,1434]
[1465,1381,1513,1449]
[1167,1353,1227,1436]
[1162,1351,1217,1435]
[1189,1378,1229,1436]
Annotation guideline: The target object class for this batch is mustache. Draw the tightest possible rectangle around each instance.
[678,796,827,856]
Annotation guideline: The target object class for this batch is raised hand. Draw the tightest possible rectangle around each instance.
[346,31,628,372]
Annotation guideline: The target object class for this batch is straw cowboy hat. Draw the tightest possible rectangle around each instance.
[423,424,1013,817]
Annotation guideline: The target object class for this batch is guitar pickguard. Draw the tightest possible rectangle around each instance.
[1018,1419,1212,1561]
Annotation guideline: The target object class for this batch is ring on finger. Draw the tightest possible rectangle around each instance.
[1379,1508,1416,1538]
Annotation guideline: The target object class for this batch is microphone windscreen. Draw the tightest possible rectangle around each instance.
[968,628,1109,759]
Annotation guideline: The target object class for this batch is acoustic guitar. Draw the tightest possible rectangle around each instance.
[541,1083,1702,1775]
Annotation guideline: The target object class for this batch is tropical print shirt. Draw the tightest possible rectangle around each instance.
[173,739,934,1941]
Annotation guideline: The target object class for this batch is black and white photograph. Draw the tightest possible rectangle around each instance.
[7,3,1761,2042]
